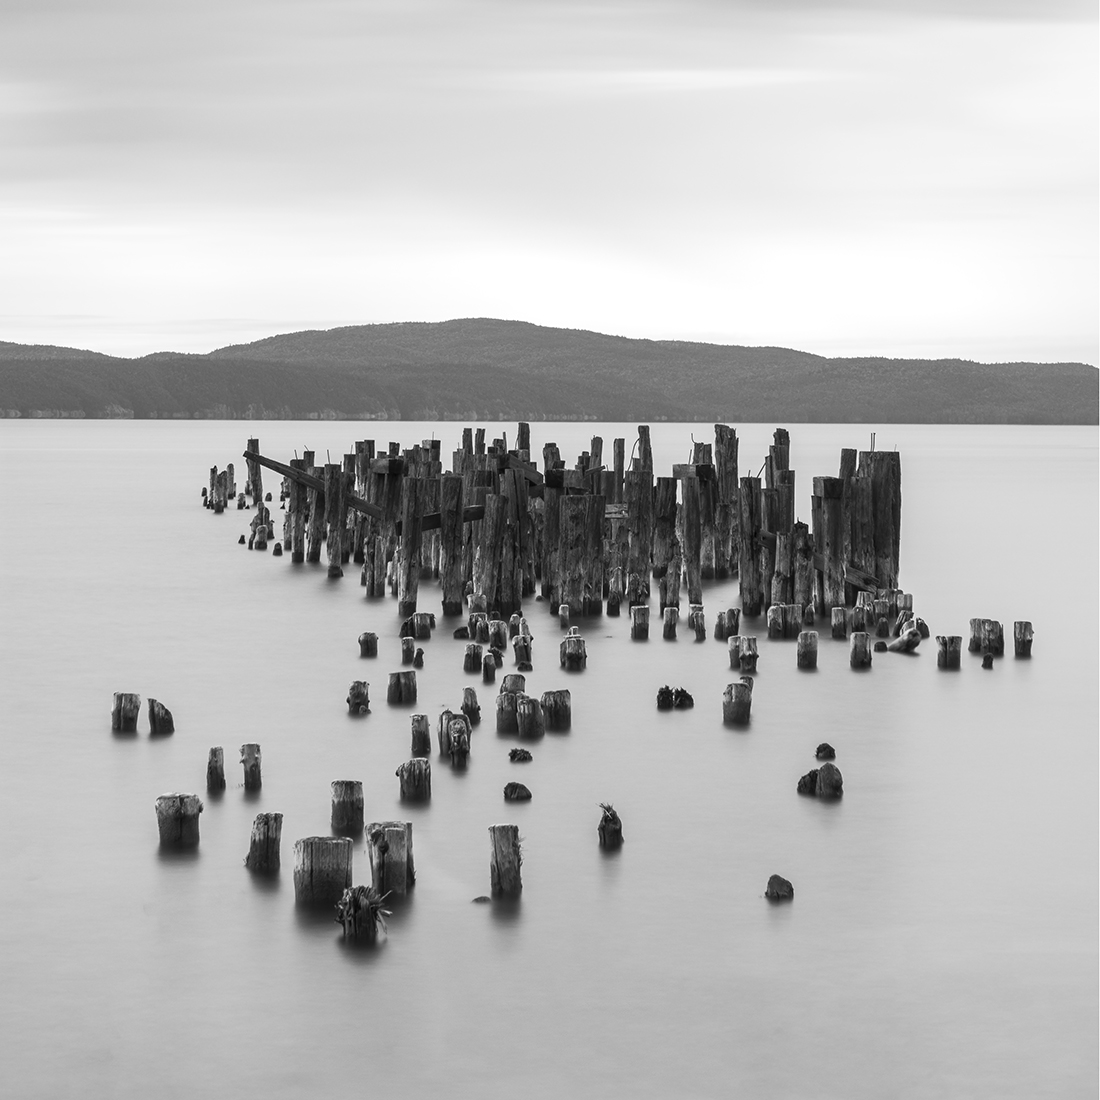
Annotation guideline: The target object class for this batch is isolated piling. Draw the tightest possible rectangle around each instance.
[797,631,819,670]
[206,747,225,792]
[155,793,203,846]
[937,638,963,668]
[347,681,370,714]
[539,689,571,731]
[410,714,432,757]
[597,804,624,848]
[849,632,873,669]
[112,692,141,732]
[359,632,378,657]
[147,698,174,735]
[630,605,650,640]
[331,780,365,834]
[396,759,432,801]
[241,743,262,790]
[560,632,587,670]
[489,824,522,895]
[387,671,417,705]
[968,618,1004,656]
[335,885,389,943]
[244,812,282,871]
[723,677,754,725]
[1013,621,1033,657]
[293,836,353,905]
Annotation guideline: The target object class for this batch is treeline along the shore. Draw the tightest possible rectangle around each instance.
[1,318,1096,423]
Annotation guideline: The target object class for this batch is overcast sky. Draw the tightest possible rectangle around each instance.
[1,0,1096,362]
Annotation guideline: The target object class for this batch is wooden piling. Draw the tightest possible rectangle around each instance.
[560,632,587,670]
[439,474,466,616]
[246,438,263,506]
[347,681,370,714]
[736,637,759,673]
[112,692,141,732]
[148,698,174,735]
[206,747,225,793]
[630,605,650,640]
[849,632,873,669]
[335,885,389,942]
[155,793,204,846]
[597,803,624,848]
[936,635,962,669]
[396,477,424,617]
[496,691,521,733]
[482,652,496,683]
[663,606,678,640]
[1013,621,1033,657]
[411,714,432,757]
[512,633,533,667]
[517,695,545,738]
[396,759,431,801]
[797,631,818,669]
[540,689,571,731]
[331,780,364,834]
[387,671,417,705]
[461,686,481,726]
[401,636,415,665]
[359,632,378,658]
[463,642,484,673]
[488,619,509,650]
[969,618,1004,656]
[294,836,353,904]
[831,607,849,639]
[367,822,413,897]
[240,743,262,790]
[722,677,754,725]
[501,672,527,695]
[738,477,763,617]
[244,812,282,872]
[489,824,522,895]
[448,718,470,766]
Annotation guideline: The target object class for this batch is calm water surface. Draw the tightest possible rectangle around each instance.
[0,421,1095,1099]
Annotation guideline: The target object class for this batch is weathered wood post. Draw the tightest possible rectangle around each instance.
[387,671,417,705]
[401,636,416,665]
[331,780,365,834]
[488,619,509,650]
[411,714,432,756]
[244,812,282,872]
[723,677,754,725]
[448,718,470,766]
[396,476,425,617]
[396,759,431,800]
[540,689,571,730]
[797,631,818,669]
[155,793,203,846]
[831,607,849,639]
[359,631,378,657]
[496,690,521,733]
[625,469,654,607]
[738,477,763,617]
[560,630,587,669]
[733,636,759,673]
[849,632,873,669]
[366,821,415,896]
[1013,621,1033,657]
[304,453,324,564]
[517,695,545,738]
[148,698,174,734]
[293,836,353,904]
[347,681,370,714]
[512,633,533,668]
[241,743,262,790]
[936,635,962,669]
[969,618,1004,656]
[335,885,389,942]
[630,605,650,640]
[813,476,848,617]
[289,457,308,562]
[112,692,141,732]
[489,824,522,895]
[501,672,526,695]
[439,474,466,616]
[663,606,678,640]
[324,462,345,578]
[597,803,623,848]
[246,437,263,505]
[482,652,496,683]
[207,747,225,792]
[462,686,481,725]
[463,642,484,673]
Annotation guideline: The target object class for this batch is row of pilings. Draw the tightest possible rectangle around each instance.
[218,423,903,623]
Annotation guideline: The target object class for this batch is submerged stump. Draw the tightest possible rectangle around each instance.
[245,812,283,872]
[155,793,203,846]
[489,824,522,895]
[112,692,141,733]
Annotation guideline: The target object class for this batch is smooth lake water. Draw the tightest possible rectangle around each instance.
[0,420,1096,1099]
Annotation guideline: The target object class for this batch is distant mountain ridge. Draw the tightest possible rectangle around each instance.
[0,318,1095,423]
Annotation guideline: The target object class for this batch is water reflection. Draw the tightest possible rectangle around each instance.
[155,844,200,864]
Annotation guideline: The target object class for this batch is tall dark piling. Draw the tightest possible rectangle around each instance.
[722,677,754,725]
[148,698,174,735]
[1014,621,1033,657]
[540,689,571,730]
[112,692,141,732]
[489,824,522,895]
[396,759,431,800]
[155,793,204,846]
[936,635,962,669]
[206,747,225,792]
[411,714,432,756]
[241,743,262,790]
[366,821,415,896]
[738,477,763,617]
[245,812,283,871]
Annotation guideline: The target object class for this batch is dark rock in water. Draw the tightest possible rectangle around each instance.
[673,687,694,709]
[472,895,491,903]
[272,544,283,557]
[453,626,470,639]
[816,762,843,798]
[765,874,794,901]
[982,653,994,670]
[656,685,675,710]
[815,742,836,760]
[509,748,533,762]
[797,769,819,795]
[503,782,532,801]
[238,534,246,544]
[264,492,272,502]
[915,616,930,638]
[873,640,888,652]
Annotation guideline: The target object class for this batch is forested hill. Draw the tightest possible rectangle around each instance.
[0,318,1095,423]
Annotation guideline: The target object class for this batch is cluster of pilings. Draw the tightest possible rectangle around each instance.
[222,424,911,629]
